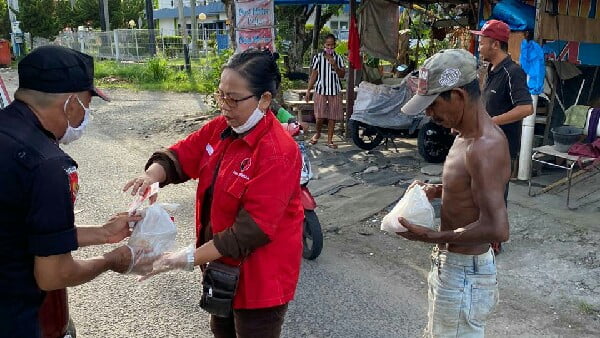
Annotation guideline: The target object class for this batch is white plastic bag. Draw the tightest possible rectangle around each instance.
[127,203,177,274]
[381,185,435,233]
[127,182,160,229]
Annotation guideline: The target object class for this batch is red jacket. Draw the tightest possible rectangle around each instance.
[170,112,303,309]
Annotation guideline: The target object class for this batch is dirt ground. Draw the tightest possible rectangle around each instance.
[2,68,599,337]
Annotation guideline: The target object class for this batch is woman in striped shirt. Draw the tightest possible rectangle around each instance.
[305,34,346,149]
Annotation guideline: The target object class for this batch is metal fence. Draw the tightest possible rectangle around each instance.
[40,29,230,62]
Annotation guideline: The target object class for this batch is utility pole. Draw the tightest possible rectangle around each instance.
[177,0,188,44]
[190,0,198,56]
[311,5,322,58]
[103,0,110,31]
[7,0,18,23]
[99,0,110,31]
[177,0,190,71]
[145,0,156,56]
[99,0,105,31]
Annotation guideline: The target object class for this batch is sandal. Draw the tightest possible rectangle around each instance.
[309,135,320,145]
[326,143,338,149]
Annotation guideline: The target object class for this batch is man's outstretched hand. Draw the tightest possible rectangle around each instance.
[396,217,441,243]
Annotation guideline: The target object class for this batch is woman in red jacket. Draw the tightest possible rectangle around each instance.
[124,49,304,338]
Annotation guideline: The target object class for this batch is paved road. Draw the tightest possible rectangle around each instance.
[2,69,598,336]
[61,92,428,338]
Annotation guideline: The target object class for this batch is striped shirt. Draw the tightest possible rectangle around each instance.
[311,51,345,96]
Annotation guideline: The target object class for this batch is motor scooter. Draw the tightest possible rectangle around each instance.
[281,119,323,260]
[348,73,455,163]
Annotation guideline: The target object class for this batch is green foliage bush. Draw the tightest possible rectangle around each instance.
[304,24,333,48]
[145,57,169,81]
[94,48,234,93]
[335,40,348,56]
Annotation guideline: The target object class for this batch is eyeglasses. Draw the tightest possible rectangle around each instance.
[213,92,255,108]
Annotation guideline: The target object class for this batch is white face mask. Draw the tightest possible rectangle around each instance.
[59,95,92,145]
[232,105,265,134]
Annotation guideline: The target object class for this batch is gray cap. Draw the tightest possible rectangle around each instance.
[402,49,477,115]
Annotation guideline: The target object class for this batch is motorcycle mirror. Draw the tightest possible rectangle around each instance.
[396,64,408,72]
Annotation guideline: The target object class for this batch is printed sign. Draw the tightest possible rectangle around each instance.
[236,28,275,53]
[234,0,275,53]
[543,40,600,66]
[235,0,274,29]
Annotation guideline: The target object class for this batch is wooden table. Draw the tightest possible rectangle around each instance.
[290,89,348,100]
[284,88,358,135]
[528,145,598,208]
[284,100,346,134]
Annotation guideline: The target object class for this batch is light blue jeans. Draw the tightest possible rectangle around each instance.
[424,246,499,338]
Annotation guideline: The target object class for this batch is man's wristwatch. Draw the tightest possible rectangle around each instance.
[184,246,195,272]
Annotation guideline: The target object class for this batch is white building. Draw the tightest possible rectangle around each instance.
[154,1,350,40]
[307,5,350,40]
[154,0,228,36]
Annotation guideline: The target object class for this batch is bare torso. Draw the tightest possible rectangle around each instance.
[440,117,509,254]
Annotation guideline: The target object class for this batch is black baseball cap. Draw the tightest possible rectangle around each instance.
[18,45,110,101]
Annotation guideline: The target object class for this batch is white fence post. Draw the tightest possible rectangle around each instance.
[134,29,139,61]
[114,30,120,61]
[79,32,84,52]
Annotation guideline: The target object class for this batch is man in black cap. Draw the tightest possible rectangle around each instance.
[0,46,141,337]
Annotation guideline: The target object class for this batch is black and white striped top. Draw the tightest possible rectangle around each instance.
[311,52,345,96]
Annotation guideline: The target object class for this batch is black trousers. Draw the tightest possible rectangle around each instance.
[210,304,289,338]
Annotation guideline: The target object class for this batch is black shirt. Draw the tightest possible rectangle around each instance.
[483,56,532,158]
[0,101,79,337]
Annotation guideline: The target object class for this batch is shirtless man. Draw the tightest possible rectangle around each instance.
[400,49,510,337]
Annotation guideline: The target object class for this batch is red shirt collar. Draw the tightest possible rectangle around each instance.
[220,109,275,148]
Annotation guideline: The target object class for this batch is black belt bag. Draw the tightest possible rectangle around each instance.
[200,261,241,317]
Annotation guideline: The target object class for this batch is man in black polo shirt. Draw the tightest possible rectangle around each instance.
[472,20,533,253]
[0,46,142,337]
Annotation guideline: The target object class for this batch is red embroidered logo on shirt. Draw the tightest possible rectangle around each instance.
[65,166,79,204]
[240,158,252,172]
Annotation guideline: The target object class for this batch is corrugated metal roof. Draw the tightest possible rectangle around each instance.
[154,1,469,20]
[153,2,225,20]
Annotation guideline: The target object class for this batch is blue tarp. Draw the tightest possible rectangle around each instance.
[520,40,545,95]
[491,0,535,31]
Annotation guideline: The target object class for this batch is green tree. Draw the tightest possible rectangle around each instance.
[74,0,100,28]
[122,0,144,27]
[16,0,58,39]
[0,0,11,39]
[75,0,123,29]
[108,0,124,28]
[56,0,77,31]
[275,5,342,73]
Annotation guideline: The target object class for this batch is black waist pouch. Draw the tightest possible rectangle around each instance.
[200,261,241,318]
